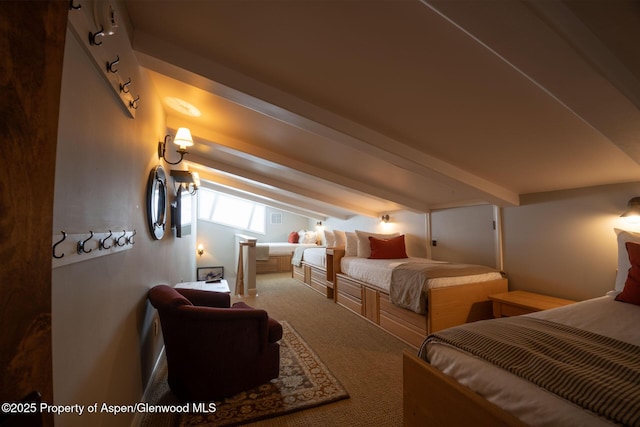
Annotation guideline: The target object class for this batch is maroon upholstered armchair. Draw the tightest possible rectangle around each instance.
[148,285,283,401]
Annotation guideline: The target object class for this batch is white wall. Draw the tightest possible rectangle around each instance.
[322,182,640,303]
[51,29,194,427]
[430,205,497,267]
[323,210,429,257]
[502,183,640,300]
[195,206,310,280]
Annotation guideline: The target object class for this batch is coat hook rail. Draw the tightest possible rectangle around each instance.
[53,229,136,268]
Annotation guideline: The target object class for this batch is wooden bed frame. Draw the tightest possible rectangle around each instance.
[291,247,340,298]
[256,254,293,274]
[403,351,527,426]
[292,262,333,298]
[332,249,508,348]
[293,246,507,348]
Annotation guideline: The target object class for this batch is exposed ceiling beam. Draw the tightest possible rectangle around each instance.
[188,164,352,220]
[202,178,332,221]
[184,154,379,219]
[167,120,427,214]
[135,32,520,207]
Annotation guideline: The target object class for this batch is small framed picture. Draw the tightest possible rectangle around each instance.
[197,266,224,281]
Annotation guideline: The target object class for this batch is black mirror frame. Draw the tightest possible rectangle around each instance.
[146,165,167,240]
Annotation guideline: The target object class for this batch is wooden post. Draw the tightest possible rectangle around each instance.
[235,242,246,296]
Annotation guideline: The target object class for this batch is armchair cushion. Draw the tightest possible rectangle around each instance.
[232,301,283,342]
[176,287,230,308]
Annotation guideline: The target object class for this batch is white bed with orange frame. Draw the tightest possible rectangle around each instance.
[403,228,640,426]
[330,230,508,348]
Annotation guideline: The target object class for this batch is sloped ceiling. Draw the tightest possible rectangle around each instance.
[123,0,640,219]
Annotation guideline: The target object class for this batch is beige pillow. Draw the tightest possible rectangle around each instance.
[345,232,358,257]
[324,230,335,247]
[355,230,401,258]
[333,230,346,248]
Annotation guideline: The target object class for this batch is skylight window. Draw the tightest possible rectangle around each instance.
[198,187,265,234]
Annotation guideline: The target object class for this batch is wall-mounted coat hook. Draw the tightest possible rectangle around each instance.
[69,0,81,10]
[99,230,113,250]
[77,231,94,254]
[89,25,105,46]
[116,229,127,247]
[106,55,120,73]
[119,78,132,94]
[127,229,136,245]
[129,95,140,110]
[52,231,67,259]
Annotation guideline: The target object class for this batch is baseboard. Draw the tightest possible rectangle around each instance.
[129,346,165,427]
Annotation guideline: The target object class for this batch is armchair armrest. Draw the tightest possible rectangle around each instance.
[176,288,230,308]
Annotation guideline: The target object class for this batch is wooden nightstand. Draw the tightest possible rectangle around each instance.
[489,290,574,318]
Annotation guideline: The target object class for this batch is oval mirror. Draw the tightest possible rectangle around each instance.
[146,165,167,240]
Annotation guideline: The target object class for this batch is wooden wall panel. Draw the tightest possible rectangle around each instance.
[0,2,68,426]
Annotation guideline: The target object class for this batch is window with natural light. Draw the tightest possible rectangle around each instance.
[198,187,265,234]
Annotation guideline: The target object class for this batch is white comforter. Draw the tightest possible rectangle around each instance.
[424,293,640,427]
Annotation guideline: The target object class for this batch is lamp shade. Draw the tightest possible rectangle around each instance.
[621,197,640,222]
[173,127,194,148]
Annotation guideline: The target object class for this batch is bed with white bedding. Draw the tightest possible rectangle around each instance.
[335,254,507,347]
[403,229,640,427]
[327,229,507,347]
[340,256,504,314]
[291,246,332,297]
[405,294,640,427]
[255,242,318,274]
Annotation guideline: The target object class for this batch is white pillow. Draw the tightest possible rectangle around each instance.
[614,228,640,291]
[333,230,346,248]
[324,230,335,247]
[298,230,306,242]
[355,230,401,258]
[303,231,317,244]
[345,232,358,257]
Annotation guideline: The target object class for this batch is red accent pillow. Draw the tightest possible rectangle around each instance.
[616,242,640,306]
[288,231,299,243]
[369,235,408,259]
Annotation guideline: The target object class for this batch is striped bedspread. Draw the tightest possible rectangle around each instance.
[421,316,640,426]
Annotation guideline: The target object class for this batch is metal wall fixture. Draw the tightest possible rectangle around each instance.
[170,169,200,195]
[621,197,640,224]
[52,229,136,268]
[158,128,194,165]
[68,1,139,118]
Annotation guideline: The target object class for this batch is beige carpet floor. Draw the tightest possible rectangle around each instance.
[143,273,413,426]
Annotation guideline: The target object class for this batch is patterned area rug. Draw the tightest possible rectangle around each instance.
[178,321,349,426]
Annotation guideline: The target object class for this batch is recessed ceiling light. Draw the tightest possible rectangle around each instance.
[164,97,201,117]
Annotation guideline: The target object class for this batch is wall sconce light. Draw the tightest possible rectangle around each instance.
[170,170,200,195]
[381,214,390,223]
[158,127,194,165]
[621,197,640,223]
[197,244,204,256]
[316,221,323,229]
